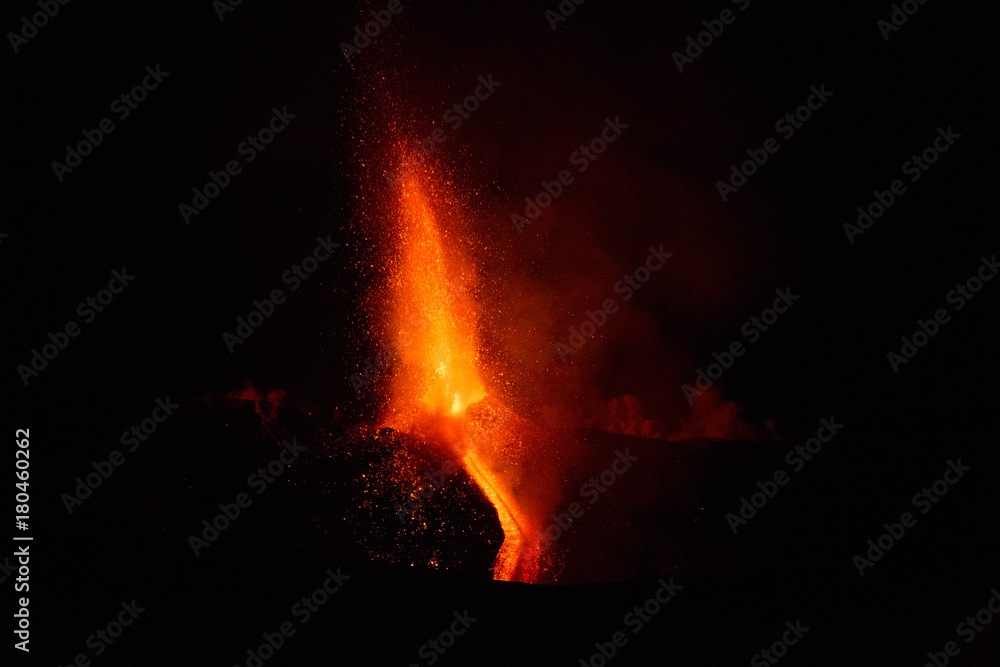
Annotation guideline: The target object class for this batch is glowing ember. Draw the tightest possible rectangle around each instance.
[375,156,544,582]
[388,168,486,417]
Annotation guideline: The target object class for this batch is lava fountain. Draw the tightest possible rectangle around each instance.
[374,153,546,583]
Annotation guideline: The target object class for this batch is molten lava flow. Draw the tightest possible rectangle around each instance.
[460,446,542,583]
[380,158,543,583]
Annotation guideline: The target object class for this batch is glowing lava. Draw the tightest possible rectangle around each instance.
[387,166,486,417]
[379,157,543,583]
[460,446,542,583]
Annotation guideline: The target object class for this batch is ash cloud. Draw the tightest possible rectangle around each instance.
[353,1,785,438]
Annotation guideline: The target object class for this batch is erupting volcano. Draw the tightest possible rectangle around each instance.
[371,151,549,583]
[347,46,777,587]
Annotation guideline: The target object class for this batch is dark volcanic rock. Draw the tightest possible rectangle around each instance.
[299,424,504,576]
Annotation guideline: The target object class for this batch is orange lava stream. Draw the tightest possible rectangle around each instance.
[461,447,541,583]
[383,164,540,582]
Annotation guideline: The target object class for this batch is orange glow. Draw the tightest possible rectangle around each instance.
[461,446,543,583]
[379,159,543,583]
[388,169,486,416]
